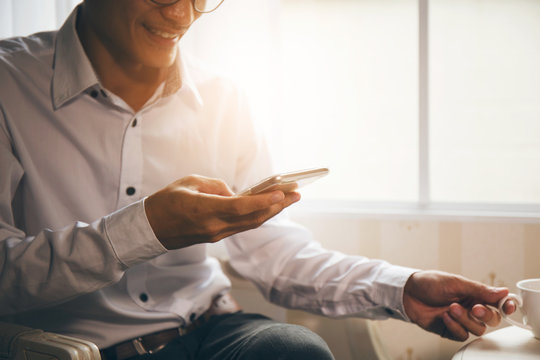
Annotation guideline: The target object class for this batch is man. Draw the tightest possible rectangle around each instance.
[0,0,514,359]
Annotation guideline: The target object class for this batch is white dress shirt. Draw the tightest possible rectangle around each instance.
[0,8,416,348]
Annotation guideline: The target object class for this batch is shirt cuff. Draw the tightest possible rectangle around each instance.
[374,264,419,322]
[104,198,167,267]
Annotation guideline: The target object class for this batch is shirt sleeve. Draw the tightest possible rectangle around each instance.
[0,112,167,316]
[226,218,417,321]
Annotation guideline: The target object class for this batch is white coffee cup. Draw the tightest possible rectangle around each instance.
[498,279,540,339]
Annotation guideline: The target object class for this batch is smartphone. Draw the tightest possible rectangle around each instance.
[238,167,329,196]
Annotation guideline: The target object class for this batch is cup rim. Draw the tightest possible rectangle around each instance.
[517,278,540,292]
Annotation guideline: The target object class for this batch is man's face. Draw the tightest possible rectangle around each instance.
[84,0,201,68]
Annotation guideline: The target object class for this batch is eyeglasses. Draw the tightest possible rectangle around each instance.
[150,0,224,14]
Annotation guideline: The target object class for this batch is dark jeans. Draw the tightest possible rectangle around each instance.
[133,312,335,360]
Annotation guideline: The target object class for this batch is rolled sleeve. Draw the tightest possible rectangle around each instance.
[104,198,167,267]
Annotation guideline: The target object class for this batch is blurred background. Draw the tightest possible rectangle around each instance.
[2,0,540,358]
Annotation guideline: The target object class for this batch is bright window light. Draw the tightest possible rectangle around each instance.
[430,0,540,204]
[276,0,418,201]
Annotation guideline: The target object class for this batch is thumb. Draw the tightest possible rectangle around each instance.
[466,282,509,306]
[194,178,235,197]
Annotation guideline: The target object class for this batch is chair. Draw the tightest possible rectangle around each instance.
[0,321,100,360]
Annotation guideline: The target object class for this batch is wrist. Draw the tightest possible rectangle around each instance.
[404,270,422,296]
[106,199,167,266]
[402,270,424,322]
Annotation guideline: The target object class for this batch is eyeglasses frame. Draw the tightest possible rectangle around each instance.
[149,0,225,14]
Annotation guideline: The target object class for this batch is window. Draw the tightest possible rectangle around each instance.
[4,0,540,213]
[276,0,418,202]
[430,0,540,204]
[274,0,540,212]
[0,0,79,37]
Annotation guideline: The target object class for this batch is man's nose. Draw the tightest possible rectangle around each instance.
[160,0,197,26]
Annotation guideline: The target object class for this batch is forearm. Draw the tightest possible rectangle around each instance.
[0,200,166,315]
[226,217,417,320]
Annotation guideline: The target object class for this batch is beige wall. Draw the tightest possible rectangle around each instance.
[284,212,540,359]
[215,212,540,359]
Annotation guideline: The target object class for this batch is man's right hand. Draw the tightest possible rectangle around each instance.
[403,270,514,341]
[144,175,300,250]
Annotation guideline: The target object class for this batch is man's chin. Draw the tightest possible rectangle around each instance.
[142,53,177,70]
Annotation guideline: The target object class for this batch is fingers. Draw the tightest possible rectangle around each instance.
[445,302,504,341]
[172,175,235,196]
[430,302,506,342]
[442,312,469,341]
[471,304,501,327]
[217,192,300,234]
[216,191,299,217]
[243,192,300,222]
[183,175,235,196]
[502,299,517,315]
[178,175,299,216]
[448,303,486,338]
[201,192,300,243]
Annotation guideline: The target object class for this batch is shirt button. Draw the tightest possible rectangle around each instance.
[126,187,136,196]
[90,90,99,98]
[139,293,148,302]
[132,118,138,127]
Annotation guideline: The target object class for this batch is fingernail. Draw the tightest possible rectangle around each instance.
[474,307,486,317]
[451,306,463,317]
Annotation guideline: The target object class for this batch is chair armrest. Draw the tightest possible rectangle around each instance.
[0,321,100,360]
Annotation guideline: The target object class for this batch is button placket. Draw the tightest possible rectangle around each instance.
[118,114,143,208]
[126,263,155,308]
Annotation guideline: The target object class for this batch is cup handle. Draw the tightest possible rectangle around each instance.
[498,293,531,330]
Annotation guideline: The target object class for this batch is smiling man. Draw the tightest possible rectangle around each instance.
[76,0,196,111]
[0,1,514,359]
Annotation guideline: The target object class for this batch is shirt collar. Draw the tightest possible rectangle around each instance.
[52,6,98,109]
[52,6,203,110]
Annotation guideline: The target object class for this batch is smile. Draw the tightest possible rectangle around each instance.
[144,25,181,40]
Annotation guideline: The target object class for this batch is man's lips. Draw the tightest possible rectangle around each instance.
[143,24,184,44]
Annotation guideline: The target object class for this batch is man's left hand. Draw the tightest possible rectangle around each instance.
[403,270,516,341]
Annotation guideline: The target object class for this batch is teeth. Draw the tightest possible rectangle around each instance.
[148,28,178,39]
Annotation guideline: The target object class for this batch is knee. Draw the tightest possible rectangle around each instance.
[244,323,334,360]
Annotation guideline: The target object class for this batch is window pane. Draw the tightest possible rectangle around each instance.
[430,0,540,203]
[12,0,56,36]
[0,0,79,39]
[0,2,12,39]
[277,0,418,201]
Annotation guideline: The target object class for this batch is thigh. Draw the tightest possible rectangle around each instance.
[196,312,335,360]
